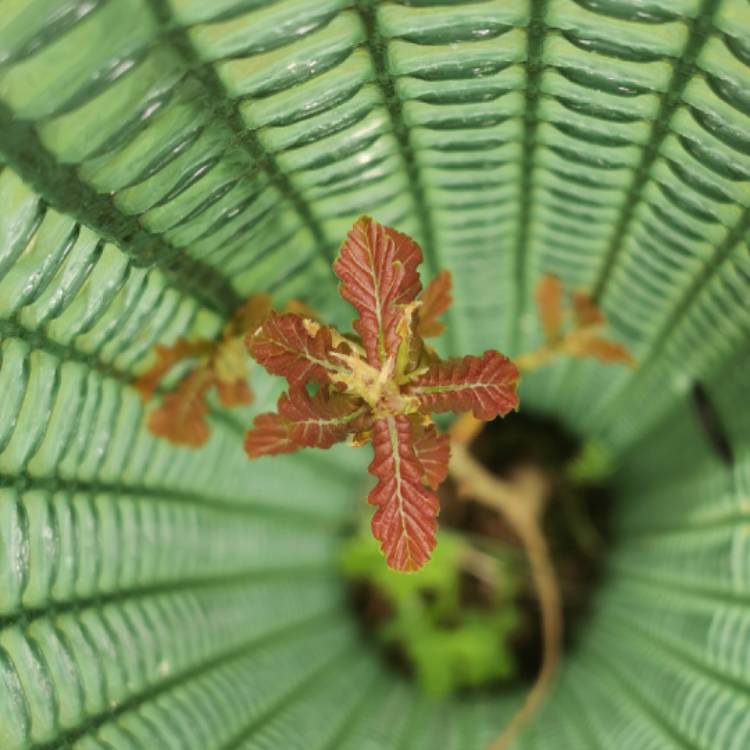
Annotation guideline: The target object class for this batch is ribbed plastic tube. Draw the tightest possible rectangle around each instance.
[0,0,748,748]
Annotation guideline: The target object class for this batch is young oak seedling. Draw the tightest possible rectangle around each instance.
[134,295,273,446]
[244,216,519,572]
[515,274,635,371]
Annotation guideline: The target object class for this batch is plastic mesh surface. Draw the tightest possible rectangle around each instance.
[0,0,748,748]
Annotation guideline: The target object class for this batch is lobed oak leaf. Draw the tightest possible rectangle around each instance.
[412,421,451,490]
[385,224,423,305]
[148,368,214,447]
[247,312,349,387]
[134,339,209,402]
[536,274,564,344]
[334,216,422,369]
[368,416,440,572]
[571,291,605,329]
[418,270,453,338]
[408,351,520,421]
[244,412,299,458]
[277,388,368,449]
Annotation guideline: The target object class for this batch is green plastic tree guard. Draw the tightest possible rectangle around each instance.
[0,0,749,748]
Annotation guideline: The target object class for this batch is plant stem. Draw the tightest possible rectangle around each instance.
[490,515,561,750]
[448,442,563,750]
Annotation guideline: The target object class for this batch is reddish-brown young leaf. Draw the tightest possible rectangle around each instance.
[385,225,423,305]
[247,312,349,387]
[148,367,214,447]
[368,415,440,571]
[216,380,253,407]
[536,274,565,344]
[408,350,520,420]
[277,388,367,449]
[571,291,604,328]
[134,339,208,402]
[565,334,635,366]
[418,270,453,338]
[334,216,422,368]
[412,421,451,490]
[244,413,300,458]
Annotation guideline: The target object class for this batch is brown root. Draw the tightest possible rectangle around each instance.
[449,442,563,750]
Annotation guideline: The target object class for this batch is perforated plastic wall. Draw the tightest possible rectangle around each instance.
[0,1,748,748]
